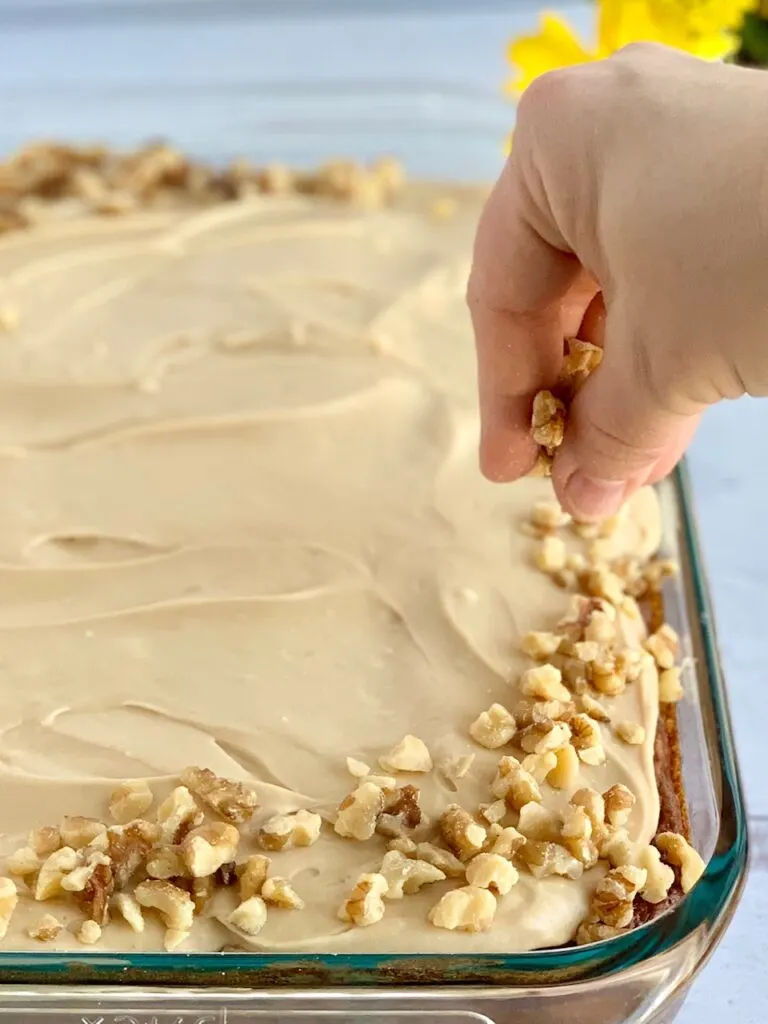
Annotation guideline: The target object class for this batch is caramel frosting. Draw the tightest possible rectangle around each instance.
[0,183,662,952]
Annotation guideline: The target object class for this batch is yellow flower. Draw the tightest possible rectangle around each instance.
[507,0,756,95]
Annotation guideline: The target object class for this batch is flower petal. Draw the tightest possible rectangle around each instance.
[506,13,595,94]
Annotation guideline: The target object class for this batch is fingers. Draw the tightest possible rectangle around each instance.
[552,307,702,518]
[467,152,580,482]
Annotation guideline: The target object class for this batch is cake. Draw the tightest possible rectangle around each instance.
[0,143,700,953]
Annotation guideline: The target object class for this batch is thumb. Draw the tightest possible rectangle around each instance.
[551,325,699,519]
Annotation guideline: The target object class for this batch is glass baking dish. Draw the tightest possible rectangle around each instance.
[0,2,748,1022]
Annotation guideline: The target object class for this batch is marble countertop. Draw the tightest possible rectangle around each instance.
[0,3,765,1019]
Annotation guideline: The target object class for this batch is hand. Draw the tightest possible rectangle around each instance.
[467,43,768,518]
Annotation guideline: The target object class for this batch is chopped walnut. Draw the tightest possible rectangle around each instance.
[29,913,62,942]
[379,850,445,899]
[429,885,497,932]
[561,806,592,841]
[517,802,562,843]
[388,836,418,857]
[414,843,466,878]
[262,877,305,910]
[439,805,487,861]
[479,799,508,825]
[530,500,571,532]
[599,829,634,868]
[561,338,603,385]
[571,789,606,833]
[489,826,527,860]
[519,720,572,756]
[534,534,567,573]
[439,753,475,784]
[34,847,79,900]
[655,832,705,893]
[519,840,584,880]
[644,624,679,670]
[580,566,626,606]
[0,878,18,940]
[520,664,571,702]
[465,852,519,896]
[565,836,599,868]
[346,757,371,778]
[570,713,605,765]
[156,787,203,845]
[379,734,433,773]
[61,850,111,893]
[469,703,517,749]
[77,920,102,945]
[521,751,558,783]
[108,780,154,824]
[515,698,574,730]
[59,817,106,850]
[339,873,388,927]
[227,895,268,937]
[261,808,323,849]
[615,721,646,745]
[603,784,636,827]
[135,879,195,933]
[547,744,580,790]
[376,783,425,838]
[659,666,685,703]
[580,693,611,722]
[113,892,145,933]
[492,756,542,810]
[146,846,186,880]
[576,919,625,945]
[238,854,271,901]
[181,822,240,878]
[589,653,626,697]
[592,865,647,928]
[334,783,386,842]
[6,846,40,877]
[638,845,676,903]
[521,631,563,660]
[180,767,258,824]
[584,610,617,645]
[531,390,566,452]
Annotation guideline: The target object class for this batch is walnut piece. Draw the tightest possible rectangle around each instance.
[465,853,519,896]
[547,744,580,789]
[34,847,79,900]
[561,338,603,385]
[156,786,202,845]
[108,819,158,890]
[521,631,562,660]
[659,667,685,703]
[379,734,433,773]
[519,840,584,880]
[492,756,542,810]
[79,861,114,926]
[439,753,475,784]
[227,895,268,936]
[182,822,240,878]
[576,919,624,945]
[521,750,558,783]
[377,784,424,838]
[238,854,271,901]
[135,879,195,933]
[638,845,676,903]
[604,784,636,827]
[571,788,606,833]
[531,390,566,453]
[261,808,323,849]
[469,703,517,749]
[414,842,466,878]
[580,693,611,722]
[379,850,445,899]
[518,720,572,756]
[146,846,186,880]
[0,878,18,940]
[489,827,527,860]
[113,892,145,933]
[534,535,567,573]
[429,885,497,932]
[334,784,386,842]
[108,780,154,824]
[29,913,62,942]
[561,806,592,841]
[439,805,487,861]
[59,816,106,850]
[262,877,304,910]
[479,799,508,825]
[346,757,370,778]
[520,664,571,702]
[570,714,605,765]
[338,873,388,927]
[517,802,562,843]
[655,832,705,893]
[180,767,258,824]
[599,829,633,868]
[77,920,102,945]
[591,865,647,928]
[644,624,679,669]
[60,850,111,893]
[6,846,40,877]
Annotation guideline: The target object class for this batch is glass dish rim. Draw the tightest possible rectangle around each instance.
[0,464,748,989]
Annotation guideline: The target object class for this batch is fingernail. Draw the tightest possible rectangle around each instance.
[564,472,625,519]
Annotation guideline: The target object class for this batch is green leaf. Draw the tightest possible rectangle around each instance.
[739,11,768,65]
